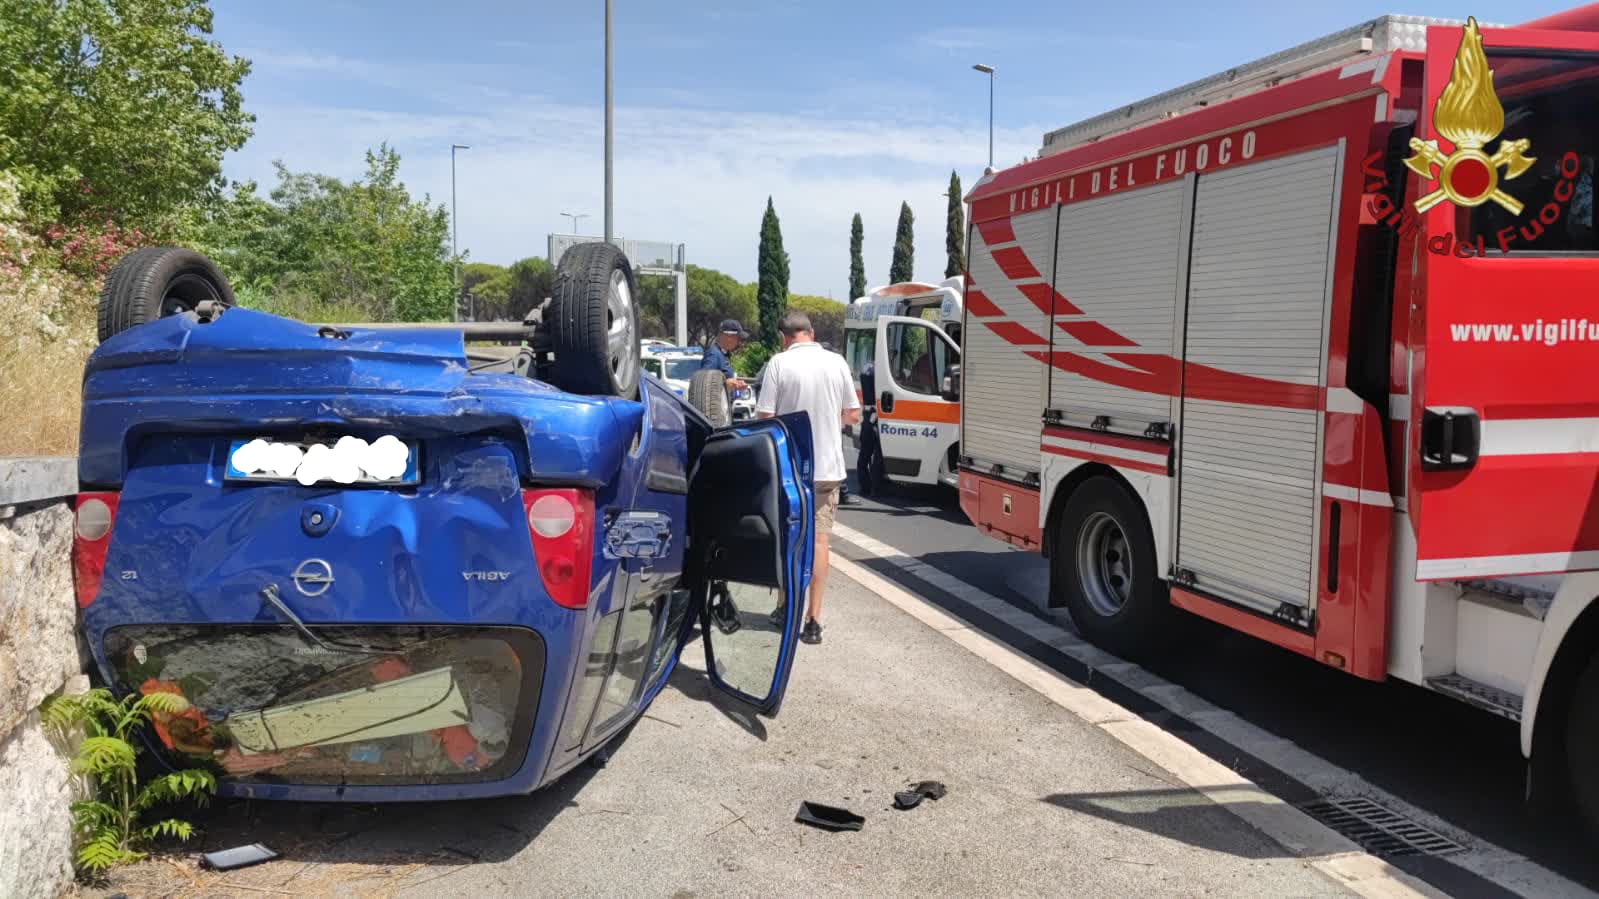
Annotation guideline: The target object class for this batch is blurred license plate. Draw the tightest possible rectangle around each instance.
[225,436,419,486]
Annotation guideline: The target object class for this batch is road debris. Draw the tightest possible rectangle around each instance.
[794,801,865,832]
[893,780,948,811]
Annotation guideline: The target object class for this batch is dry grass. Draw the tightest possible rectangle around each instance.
[0,270,97,457]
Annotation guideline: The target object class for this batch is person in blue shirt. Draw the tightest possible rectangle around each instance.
[700,319,748,391]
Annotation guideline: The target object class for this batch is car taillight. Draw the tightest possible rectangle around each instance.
[73,492,119,608]
[522,488,595,610]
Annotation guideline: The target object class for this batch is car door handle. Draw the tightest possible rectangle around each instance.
[879,391,894,414]
[1419,407,1480,471]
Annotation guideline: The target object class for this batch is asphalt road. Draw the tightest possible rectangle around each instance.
[87,576,1352,898]
[832,457,1599,895]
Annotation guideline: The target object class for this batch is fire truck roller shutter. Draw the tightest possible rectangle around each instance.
[1049,179,1188,429]
[1175,144,1341,616]
[963,205,1058,477]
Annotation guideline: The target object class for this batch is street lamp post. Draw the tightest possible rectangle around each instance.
[972,64,994,169]
[561,212,589,234]
[603,0,614,243]
[451,143,470,321]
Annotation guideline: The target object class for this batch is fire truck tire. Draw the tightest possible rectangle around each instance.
[98,247,235,343]
[1052,477,1172,659]
[1566,654,1599,837]
[687,369,732,427]
[548,242,641,400]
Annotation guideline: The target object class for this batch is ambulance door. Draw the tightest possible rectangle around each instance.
[873,315,960,485]
[1410,22,1599,579]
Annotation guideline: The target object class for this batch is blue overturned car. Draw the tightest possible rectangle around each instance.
[73,243,814,801]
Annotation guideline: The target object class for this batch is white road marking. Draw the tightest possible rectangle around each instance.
[831,520,1592,899]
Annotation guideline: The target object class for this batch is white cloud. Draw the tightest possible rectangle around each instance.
[225,96,1044,299]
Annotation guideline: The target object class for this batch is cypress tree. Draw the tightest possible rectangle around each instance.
[945,171,965,277]
[756,197,790,349]
[849,213,866,300]
[889,201,914,284]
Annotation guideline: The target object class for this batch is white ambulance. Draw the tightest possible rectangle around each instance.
[844,278,964,491]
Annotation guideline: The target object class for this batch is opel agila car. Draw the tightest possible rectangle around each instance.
[73,243,815,801]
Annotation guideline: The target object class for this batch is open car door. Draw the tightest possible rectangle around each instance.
[689,413,815,715]
[1411,21,1599,579]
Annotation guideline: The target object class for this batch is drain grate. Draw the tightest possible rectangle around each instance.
[1298,796,1465,858]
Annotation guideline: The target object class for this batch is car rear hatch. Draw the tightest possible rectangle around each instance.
[76,309,643,790]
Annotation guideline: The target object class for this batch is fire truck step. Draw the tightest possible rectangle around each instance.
[1425,674,1523,722]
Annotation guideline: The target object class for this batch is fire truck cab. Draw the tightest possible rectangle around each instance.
[957,11,1599,827]
[844,278,964,491]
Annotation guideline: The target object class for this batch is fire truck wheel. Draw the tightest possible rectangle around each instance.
[1052,477,1171,658]
[687,369,731,427]
[1566,654,1599,837]
[98,247,235,343]
[548,242,641,400]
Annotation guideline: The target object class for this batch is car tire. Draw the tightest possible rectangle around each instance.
[687,369,732,428]
[1051,476,1173,659]
[1566,654,1599,839]
[98,247,235,343]
[548,242,640,399]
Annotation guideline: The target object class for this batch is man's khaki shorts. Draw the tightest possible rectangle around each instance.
[814,479,842,535]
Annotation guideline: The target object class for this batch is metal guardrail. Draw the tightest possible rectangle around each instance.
[0,456,76,508]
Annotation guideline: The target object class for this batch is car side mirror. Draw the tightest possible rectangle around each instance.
[941,364,962,402]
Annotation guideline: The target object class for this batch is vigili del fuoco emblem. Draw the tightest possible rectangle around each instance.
[1404,17,1535,214]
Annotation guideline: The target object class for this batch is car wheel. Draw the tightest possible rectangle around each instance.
[1566,654,1599,839]
[1051,476,1172,659]
[687,369,732,427]
[548,242,640,399]
[98,247,235,343]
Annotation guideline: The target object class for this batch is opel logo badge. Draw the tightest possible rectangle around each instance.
[291,558,334,597]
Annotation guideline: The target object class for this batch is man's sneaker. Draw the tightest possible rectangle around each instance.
[800,619,823,645]
[768,607,785,628]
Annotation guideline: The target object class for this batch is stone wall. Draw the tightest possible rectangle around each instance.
[0,457,85,899]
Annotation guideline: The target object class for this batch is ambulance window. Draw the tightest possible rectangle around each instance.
[886,321,951,396]
[844,328,874,377]
[1460,51,1598,254]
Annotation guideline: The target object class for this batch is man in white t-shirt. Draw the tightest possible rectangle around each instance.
[757,310,862,645]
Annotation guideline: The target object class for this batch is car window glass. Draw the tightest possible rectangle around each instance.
[666,358,702,380]
[704,581,783,702]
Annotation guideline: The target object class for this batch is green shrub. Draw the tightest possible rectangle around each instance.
[41,688,217,875]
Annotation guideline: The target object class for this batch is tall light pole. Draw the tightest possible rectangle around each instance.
[562,212,589,234]
[603,0,614,243]
[451,143,470,321]
[972,64,994,169]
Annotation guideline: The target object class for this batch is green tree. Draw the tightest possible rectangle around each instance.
[462,261,512,319]
[186,144,453,321]
[636,264,756,346]
[756,197,789,349]
[890,201,914,283]
[788,293,845,350]
[507,256,552,321]
[0,0,254,230]
[849,213,865,300]
[945,171,965,277]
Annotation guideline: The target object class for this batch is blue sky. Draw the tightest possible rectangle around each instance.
[210,0,1572,297]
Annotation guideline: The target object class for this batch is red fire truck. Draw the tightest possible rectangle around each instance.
[956,9,1599,826]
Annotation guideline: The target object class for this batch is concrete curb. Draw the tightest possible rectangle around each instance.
[832,553,1443,899]
[0,456,75,508]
